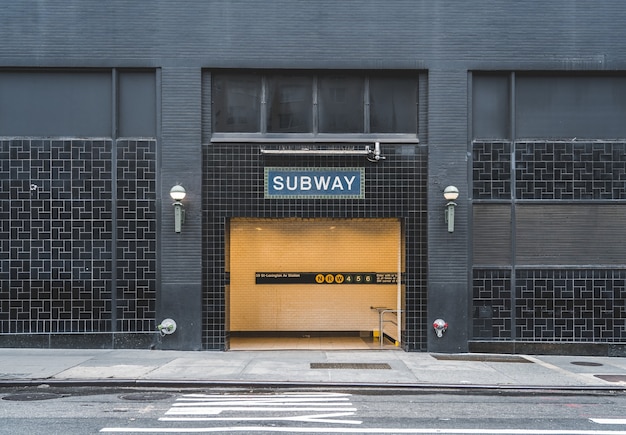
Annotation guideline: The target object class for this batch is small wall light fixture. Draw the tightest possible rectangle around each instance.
[443,185,459,233]
[157,318,177,336]
[170,184,186,233]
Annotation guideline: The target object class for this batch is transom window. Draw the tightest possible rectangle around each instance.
[212,71,418,136]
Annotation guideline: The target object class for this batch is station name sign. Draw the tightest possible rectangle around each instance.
[265,167,364,199]
[256,272,398,285]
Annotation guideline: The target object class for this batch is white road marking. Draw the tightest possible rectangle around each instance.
[179,393,352,399]
[166,406,357,412]
[101,427,626,433]
[161,411,360,424]
[177,393,351,400]
[101,392,626,434]
[173,399,353,405]
[591,418,626,425]
[161,392,360,424]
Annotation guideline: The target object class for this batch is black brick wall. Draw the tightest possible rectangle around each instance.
[516,142,626,200]
[0,139,156,337]
[472,140,626,345]
[473,268,626,343]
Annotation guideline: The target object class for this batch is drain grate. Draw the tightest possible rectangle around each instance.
[311,362,391,370]
[432,354,531,363]
[594,374,626,383]
[120,392,174,401]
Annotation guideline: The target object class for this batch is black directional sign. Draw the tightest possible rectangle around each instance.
[255,272,398,285]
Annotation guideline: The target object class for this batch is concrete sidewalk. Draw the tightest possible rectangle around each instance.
[0,348,625,390]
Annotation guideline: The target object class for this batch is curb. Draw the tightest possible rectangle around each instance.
[0,379,624,394]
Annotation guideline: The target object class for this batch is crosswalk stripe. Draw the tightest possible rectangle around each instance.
[165,406,357,414]
[180,393,351,399]
[172,400,353,406]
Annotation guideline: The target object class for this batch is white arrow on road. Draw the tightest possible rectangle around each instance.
[161,392,361,424]
[161,411,361,425]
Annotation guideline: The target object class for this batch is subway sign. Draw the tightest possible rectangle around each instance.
[265,167,364,199]
[256,272,398,285]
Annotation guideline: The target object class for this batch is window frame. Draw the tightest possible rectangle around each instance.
[210,70,420,143]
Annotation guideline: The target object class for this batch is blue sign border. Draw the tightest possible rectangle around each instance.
[265,167,365,199]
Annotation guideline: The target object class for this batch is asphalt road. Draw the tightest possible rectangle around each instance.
[1,387,626,434]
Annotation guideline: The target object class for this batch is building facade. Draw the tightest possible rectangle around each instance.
[1,1,625,355]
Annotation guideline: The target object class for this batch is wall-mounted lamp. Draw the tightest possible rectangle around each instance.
[443,185,459,233]
[170,184,186,233]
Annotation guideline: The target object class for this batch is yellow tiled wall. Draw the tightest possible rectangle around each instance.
[229,218,401,331]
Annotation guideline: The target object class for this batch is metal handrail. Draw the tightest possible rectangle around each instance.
[370,306,402,348]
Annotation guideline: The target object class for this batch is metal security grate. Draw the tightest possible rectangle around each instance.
[432,354,531,363]
[119,393,174,401]
[594,375,626,383]
[310,363,391,370]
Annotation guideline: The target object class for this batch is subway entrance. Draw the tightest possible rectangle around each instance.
[227,218,404,350]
